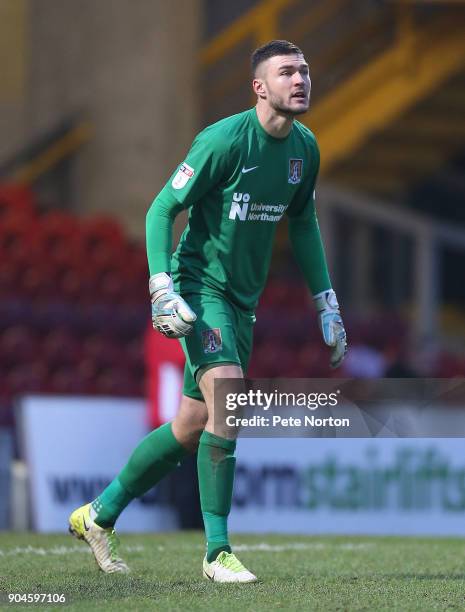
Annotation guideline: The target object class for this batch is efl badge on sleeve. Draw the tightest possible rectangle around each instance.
[288,158,303,184]
[202,328,223,354]
[172,162,195,190]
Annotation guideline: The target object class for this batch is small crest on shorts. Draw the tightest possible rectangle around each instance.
[172,162,194,190]
[202,328,223,354]
[288,158,303,184]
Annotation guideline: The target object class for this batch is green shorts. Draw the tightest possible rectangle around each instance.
[178,292,255,401]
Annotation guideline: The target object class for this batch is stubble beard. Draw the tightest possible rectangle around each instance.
[269,93,309,117]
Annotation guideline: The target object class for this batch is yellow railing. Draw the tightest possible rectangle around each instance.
[200,0,465,69]
[312,13,465,171]
[200,0,299,67]
[199,0,465,172]
[11,120,93,186]
[200,0,348,110]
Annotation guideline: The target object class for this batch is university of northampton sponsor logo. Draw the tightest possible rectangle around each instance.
[288,158,303,184]
[202,328,223,354]
[229,192,250,220]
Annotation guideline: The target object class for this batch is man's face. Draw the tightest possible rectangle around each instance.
[255,53,311,116]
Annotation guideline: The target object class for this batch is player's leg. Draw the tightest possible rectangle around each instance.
[198,364,242,566]
[197,364,257,583]
[180,294,256,582]
[69,391,207,573]
[93,392,207,524]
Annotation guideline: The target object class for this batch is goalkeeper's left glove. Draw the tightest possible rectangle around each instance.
[313,289,348,369]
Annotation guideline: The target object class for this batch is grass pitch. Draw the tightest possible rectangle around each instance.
[1,532,465,611]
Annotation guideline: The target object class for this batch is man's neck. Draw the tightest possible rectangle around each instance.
[255,104,294,139]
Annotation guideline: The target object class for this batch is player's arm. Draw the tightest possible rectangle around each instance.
[287,141,347,368]
[146,131,228,338]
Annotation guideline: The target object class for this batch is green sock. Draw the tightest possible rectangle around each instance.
[92,478,132,528]
[92,422,188,528]
[197,430,236,562]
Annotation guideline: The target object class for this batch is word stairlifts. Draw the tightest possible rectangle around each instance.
[233,447,465,511]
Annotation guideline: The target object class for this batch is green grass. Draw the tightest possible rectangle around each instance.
[1,532,465,611]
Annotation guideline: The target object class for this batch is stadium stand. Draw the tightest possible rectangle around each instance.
[1,182,464,432]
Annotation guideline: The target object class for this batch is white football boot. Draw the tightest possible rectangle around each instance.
[68,503,129,573]
[203,550,257,583]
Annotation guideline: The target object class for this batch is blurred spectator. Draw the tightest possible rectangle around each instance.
[384,339,418,378]
[342,343,386,378]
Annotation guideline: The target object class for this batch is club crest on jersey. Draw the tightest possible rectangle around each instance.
[202,328,223,354]
[288,158,303,184]
[172,162,194,190]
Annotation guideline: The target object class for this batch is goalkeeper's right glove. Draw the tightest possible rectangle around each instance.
[149,272,197,339]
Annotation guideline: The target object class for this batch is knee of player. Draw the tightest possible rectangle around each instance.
[173,412,207,448]
[182,427,205,453]
[190,416,208,439]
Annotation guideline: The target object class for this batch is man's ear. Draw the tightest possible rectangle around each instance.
[253,78,266,98]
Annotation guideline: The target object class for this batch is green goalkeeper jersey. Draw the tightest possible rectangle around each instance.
[146,107,330,311]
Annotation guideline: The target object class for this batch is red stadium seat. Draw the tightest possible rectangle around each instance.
[42,329,82,368]
[36,212,81,258]
[250,341,288,377]
[94,366,140,396]
[81,215,126,249]
[51,263,87,301]
[5,361,47,395]
[296,343,332,378]
[0,260,19,299]
[0,184,36,219]
[0,325,38,368]
[21,262,56,301]
[0,214,37,262]
[47,366,90,395]
[119,246,148,303]
[81,334,121,369]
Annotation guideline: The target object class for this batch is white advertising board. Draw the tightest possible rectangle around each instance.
[19,395,465,536]
[231,436,465,536]
[18,396,177,533]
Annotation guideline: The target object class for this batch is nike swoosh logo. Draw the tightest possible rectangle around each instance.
[242,165,259,173]
[83,516,90,531]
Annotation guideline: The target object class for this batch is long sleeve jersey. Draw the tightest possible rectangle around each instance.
[146,107,331,311]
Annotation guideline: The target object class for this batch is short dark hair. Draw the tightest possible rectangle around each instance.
[251,40,303,76]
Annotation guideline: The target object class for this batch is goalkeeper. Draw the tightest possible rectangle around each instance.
[69,39,347,582]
